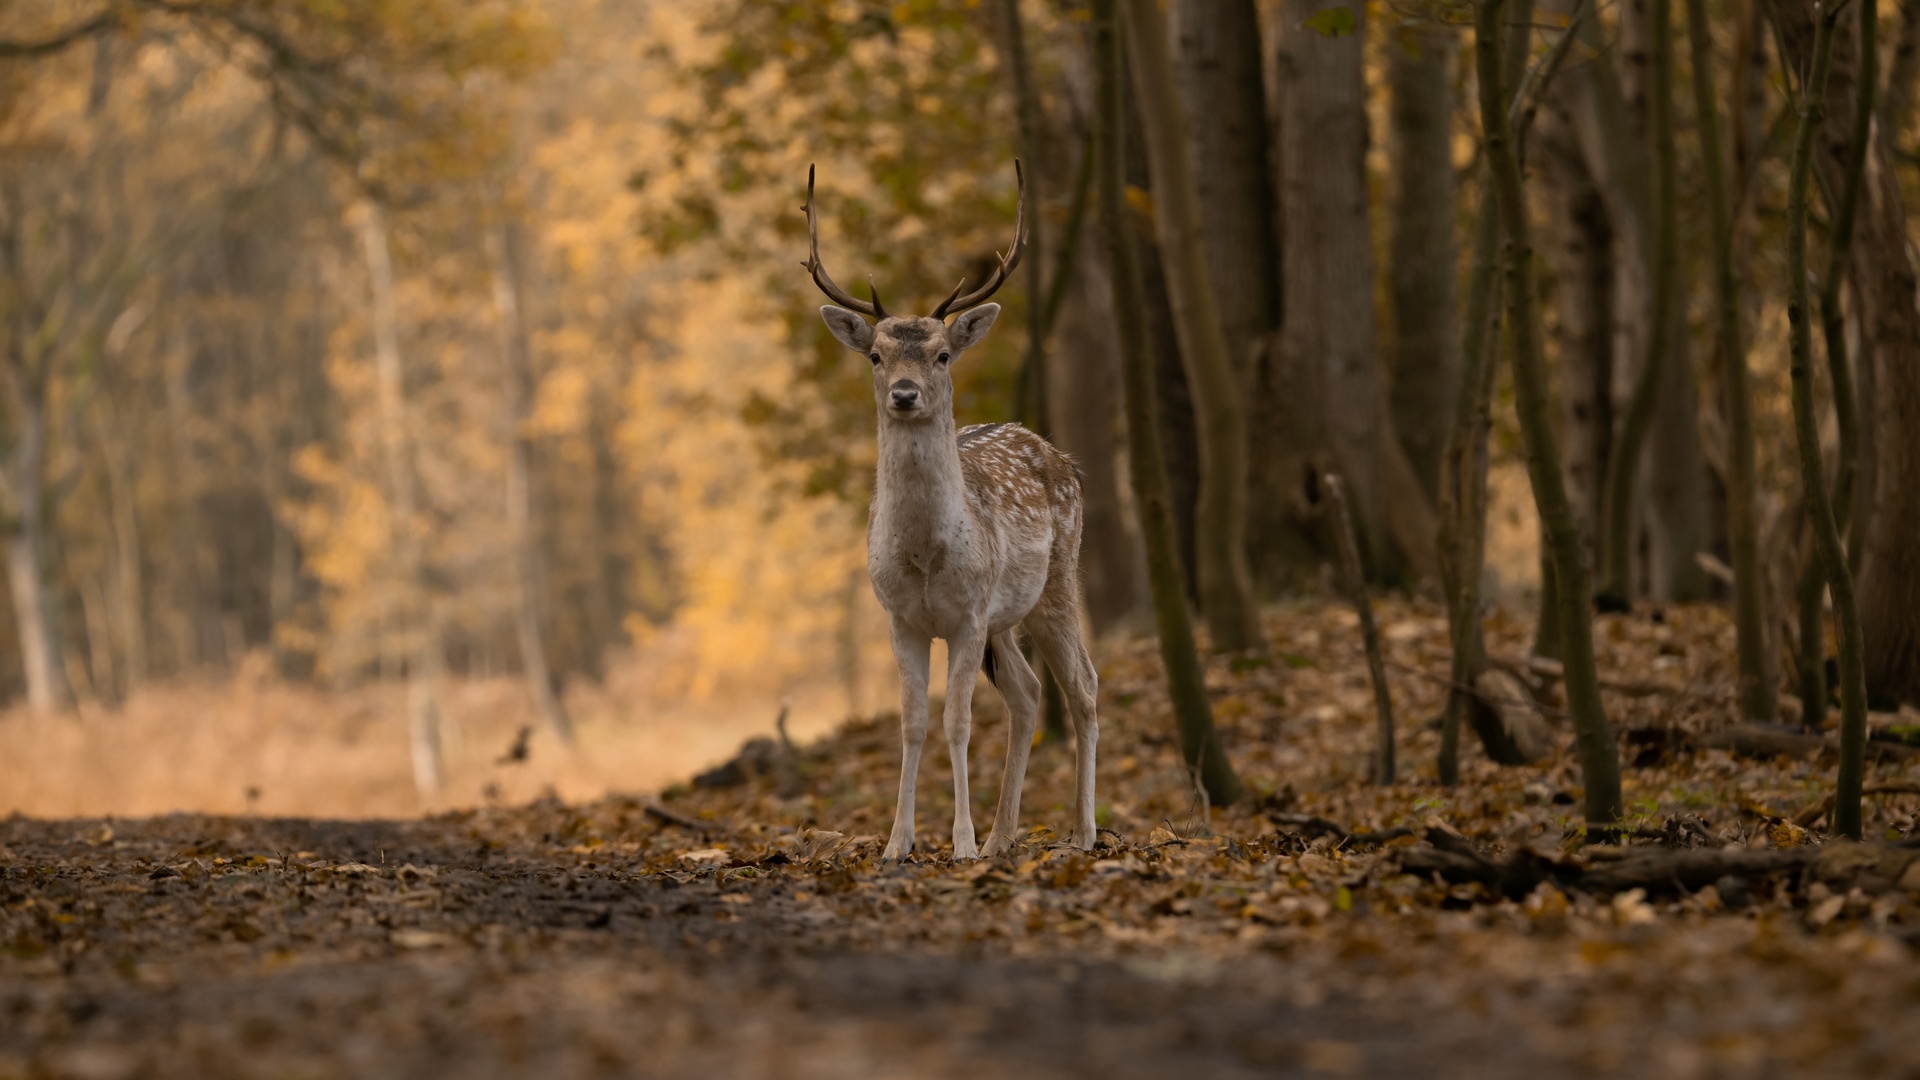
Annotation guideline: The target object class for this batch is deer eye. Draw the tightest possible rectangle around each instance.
[869,352,881,366]
[936,352,951,366]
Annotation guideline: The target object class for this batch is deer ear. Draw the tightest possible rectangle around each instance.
[820,305,875,353]
[946,303,1000,352]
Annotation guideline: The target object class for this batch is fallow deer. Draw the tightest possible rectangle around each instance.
[803,163,1099,861]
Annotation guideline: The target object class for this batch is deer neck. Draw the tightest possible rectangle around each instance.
[874,410,968,540]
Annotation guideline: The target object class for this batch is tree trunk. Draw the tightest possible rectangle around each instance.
[1476,0,1624,828]
[1768,0,1920,710]
[357,202,443,799]
[4,487,70,713]
[1687,0,1776,722]
[1598,0,1679,607]
[1781,1,1869,839]
[1092,0,1242,806]
[1116,68,1204,603]
[1278,0,1423,583]
[1884,0,1920,145]
[1121,0,1261,652]
[1173,0,1309,593]
[1048,213,1143,635]
[1171,0,1279,383]
[1387,19,1461,502]
[1535,105,1615,568]
[488,219,575,746]
[1000,0,1051,443]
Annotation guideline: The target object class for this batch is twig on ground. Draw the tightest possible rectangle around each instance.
[1384,659,1568,720]
[643,801,710,832]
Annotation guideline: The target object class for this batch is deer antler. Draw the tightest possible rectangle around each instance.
[930,159,1027,321]
[801,165,888,320]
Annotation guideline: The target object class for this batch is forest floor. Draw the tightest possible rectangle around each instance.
[8,598,1920,1078]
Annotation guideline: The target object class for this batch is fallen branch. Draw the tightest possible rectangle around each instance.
[1504,654,1679,697]
[1393,827,1920,900]
[1268,813,1415,847]
[1792,780,1920,829]
[1699,722,1920,763]
[642,800,710,832]
[1384,659,1567,720]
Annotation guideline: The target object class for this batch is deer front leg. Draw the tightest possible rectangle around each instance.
[944,622,988,861]
[882,621,932,862]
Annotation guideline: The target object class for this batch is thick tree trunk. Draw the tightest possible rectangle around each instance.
[1092,0,1242,805]
[489,220,575,746]
[1121,0,1262,652]
[1535,110,1614,566]
[358,203,443,799]
[1172,0,1306,592]
[1171,0,1279,381]
[1598,0,1680,607]
[1278,0,1433,584]
[1387,20,1461,502]
[1477,0,1624,828]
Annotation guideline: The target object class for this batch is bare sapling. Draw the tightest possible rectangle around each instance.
[1326,474,1395,784]
[803,164,1101,860]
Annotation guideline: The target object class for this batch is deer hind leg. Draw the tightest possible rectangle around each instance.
[942,623,989,861]
[1029,608,1100,850]
[882,621,933,862]
[981,628,1039,858]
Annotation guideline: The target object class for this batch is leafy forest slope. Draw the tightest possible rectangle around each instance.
[6,600,1920,1078]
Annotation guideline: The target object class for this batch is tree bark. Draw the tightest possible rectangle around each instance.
[1387,19,1461,502]
[1121,0,1261,652]
[1782,0,1869,839]
[0,180,72,713]
[488,219,575,746]
[1171,0,1279,383]
[1048,212,1143,635]
[1278,0,1436,586]
[357,202,443,800]
[1476,0,1624,828]
[1884,0,1920,145]
[1598,0,1679,607]
[1000,0,1051,444]
[1769,0,1920,710]
[1687,0,1776,722]
[1092,0,1242,806]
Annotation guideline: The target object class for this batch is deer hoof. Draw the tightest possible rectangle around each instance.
[981,833,1015,858]
[881,838,913,862]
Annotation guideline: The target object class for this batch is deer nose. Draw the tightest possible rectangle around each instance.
[890,381,920,410]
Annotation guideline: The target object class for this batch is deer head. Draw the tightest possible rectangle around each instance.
[803,163,1026,423]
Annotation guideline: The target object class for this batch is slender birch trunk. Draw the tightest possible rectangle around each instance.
[357,202,442,799]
